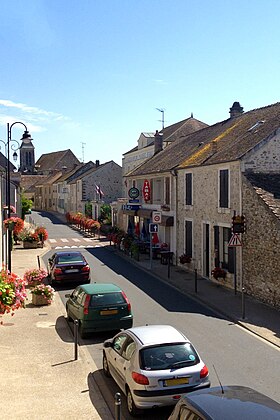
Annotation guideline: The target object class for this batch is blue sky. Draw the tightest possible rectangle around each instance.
[0,0,279,166]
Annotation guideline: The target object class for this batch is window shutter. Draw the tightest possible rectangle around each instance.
[219,170,229,208]
[214,225,220,267]
[185,173,192,205]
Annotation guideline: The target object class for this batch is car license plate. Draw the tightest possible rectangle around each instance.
[65,269,79,273]
[100,309,118,315]
[164,377,189,387]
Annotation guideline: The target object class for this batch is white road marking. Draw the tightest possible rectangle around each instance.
[61,238,69,242]
[72,238,81,242]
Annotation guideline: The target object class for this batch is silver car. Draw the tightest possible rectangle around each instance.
[103,324,210,416]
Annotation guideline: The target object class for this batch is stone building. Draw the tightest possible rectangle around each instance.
[124,101,280,308]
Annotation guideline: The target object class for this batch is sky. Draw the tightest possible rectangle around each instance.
[0,0,279,167]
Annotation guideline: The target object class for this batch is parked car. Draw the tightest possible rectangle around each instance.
[66,283,133,337]
[47,251,90,285]
[102,324,210,416]
[168,385,280,419]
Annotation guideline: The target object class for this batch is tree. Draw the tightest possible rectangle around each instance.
[100,204,111,224]
[21,194,33,220]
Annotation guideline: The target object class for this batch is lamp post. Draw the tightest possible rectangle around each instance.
[1,122,28,271]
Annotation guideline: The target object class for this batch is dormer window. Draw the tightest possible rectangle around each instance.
[248,120,265,132]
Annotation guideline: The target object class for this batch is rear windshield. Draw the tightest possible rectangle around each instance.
[89,292,125,307]
[57,254,84,264]
[140,343,199,371]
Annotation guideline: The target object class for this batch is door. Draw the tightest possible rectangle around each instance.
[203,223,210,277]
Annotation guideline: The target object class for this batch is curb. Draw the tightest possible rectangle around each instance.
[111,247,280,350]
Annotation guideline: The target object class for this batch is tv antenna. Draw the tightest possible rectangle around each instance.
[156,108,165,130]
[81,142,86,163]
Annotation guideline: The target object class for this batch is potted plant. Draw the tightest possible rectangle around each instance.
[31,284,55,306]
[211,267,227,280]
[34,226,48,246]
[179,254,192,264]
[18,228,40,249]
[23,268,48,287]
[0,269,27,315]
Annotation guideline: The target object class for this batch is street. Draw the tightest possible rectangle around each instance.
[32,211,280,418]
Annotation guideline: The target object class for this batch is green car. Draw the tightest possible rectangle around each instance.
[66,283,133,338]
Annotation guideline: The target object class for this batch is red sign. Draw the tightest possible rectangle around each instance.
[143,179,151,202]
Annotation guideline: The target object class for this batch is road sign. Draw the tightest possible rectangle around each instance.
[228,233,242,247]
[152,211,162,224]
[149,223,159,233]
[128,187,139,199]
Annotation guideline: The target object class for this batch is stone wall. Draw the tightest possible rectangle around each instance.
[177,161,241,284]
[242,177,280,309]
[243,130,280,173]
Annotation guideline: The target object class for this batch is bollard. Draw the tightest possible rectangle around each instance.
[194,268,198,293]
[114,392,121,420]
[37,255,41,269]
[74,319,79,360]
[242,287,245,319]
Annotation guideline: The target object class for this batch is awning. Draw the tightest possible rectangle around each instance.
[137,209,153,218]
[120,209,138,216]
[137,209,174,226]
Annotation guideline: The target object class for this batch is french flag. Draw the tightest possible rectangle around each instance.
[95,184,104,199]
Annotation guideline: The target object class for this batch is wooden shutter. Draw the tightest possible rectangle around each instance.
[185,220,193,257]
[219,169,229,208]
[185,173,192,205]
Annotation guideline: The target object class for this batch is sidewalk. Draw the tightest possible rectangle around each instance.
[1,244,113,420]
[2,215,280,418]
[115,249,280,349]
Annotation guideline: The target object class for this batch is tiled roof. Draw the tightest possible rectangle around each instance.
[20,175,49,193]
[35,149,80,172]
[123,118,208,156]
[245,172,280,220]
[0,152,16,171]
[129,102,280,176]
[162,116,208,142]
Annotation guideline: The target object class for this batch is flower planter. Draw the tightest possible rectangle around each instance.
[23,241,38,249]
[32,294,50,306]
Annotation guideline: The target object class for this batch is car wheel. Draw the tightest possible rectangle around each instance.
[127,387,140,417]
[102,354,111,378]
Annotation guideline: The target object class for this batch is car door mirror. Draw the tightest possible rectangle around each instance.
[65,293,71,298]
[104,341,113,348]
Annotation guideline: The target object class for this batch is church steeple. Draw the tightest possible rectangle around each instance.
[19,130,35,173]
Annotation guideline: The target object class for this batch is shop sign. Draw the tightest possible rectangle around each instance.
[143,179,151,202]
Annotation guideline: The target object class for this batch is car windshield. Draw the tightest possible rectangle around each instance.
[57,254,84,264]
[89,292,125,307]
[140,343,199,371]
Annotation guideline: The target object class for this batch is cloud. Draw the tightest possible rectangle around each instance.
[153,79,168,85]
[0,99,68,120]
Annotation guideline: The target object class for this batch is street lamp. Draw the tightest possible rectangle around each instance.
[0,122,28,271]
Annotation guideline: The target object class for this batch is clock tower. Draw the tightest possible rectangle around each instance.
[19,130,35,173]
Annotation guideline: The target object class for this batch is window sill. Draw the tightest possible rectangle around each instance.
[218,207,231,214]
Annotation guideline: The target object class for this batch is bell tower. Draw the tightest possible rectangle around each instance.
[19,130,35,173]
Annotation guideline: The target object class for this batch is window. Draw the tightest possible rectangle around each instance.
[214,226,234,273]
[152,178,163,204]
[185,220,193,257]
[185,173,192,205]
[165,177,170,205]
[122,337,136,360]
[113,334,128,354]
[219,169,229,208]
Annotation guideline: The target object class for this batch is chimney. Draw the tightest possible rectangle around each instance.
[95,160,100,167]
[154,130,163,155]
[229,102,244,118]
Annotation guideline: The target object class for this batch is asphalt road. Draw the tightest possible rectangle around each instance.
[32,211,280,418]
